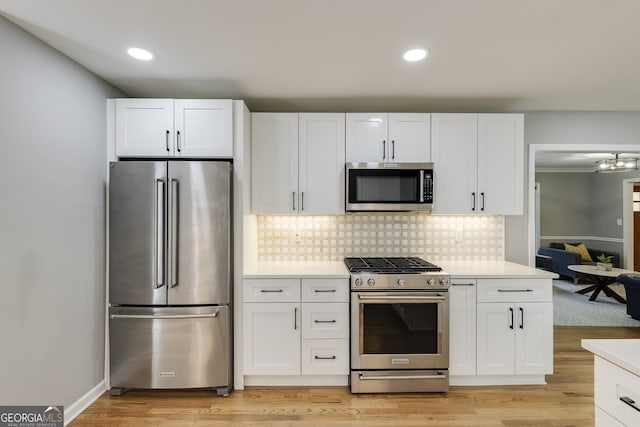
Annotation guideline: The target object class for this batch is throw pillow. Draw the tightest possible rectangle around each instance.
[564,243,593,262]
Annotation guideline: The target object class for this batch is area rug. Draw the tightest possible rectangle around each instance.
[553,279,640,326]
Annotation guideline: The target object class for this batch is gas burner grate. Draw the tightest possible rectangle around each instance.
[344,257,442,273]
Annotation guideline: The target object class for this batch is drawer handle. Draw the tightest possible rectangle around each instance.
[498,289,533,293]
[260,289,284,293]
[452,283,475,286]
[314,289,337,293]
[314,319,337,324]
[314,355,337,360]
[620,396,640,412]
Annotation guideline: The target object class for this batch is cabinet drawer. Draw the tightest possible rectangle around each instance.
[302,278,349,302]
[301,339,349,375]
[244,279,300,302]
[477,279,551,303]
[302,302,349,339]
[595,407,625,427]
[595,356,640,427]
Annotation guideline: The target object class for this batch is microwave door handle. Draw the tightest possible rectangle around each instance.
[419,170,425,202]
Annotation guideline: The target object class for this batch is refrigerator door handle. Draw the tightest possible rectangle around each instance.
[169,178,179,288]
[154,179,165,289]
[110,311,220,320]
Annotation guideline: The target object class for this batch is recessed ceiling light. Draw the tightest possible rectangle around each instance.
[403,48,429,62]
[127,47,154,61]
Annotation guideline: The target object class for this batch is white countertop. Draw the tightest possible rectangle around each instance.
[244,261,350,278]
[244,259,557,279]
[437,260,559,279]
[581,339,640,377]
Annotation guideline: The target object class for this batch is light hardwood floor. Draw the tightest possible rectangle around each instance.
[71,326,640,426]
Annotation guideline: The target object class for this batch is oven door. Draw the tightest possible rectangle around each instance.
[351,291,449,370]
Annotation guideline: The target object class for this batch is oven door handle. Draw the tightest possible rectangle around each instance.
[359,373,447,381]
[358,295,446,301]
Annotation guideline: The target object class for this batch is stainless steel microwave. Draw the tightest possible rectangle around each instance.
[346,162,434,212]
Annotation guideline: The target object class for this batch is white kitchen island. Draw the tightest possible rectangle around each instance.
[582,339,640,427]
[238,260,557,389]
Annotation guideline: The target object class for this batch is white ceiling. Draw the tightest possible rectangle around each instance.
[2,0,640,112]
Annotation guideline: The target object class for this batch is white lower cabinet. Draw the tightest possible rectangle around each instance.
[594,356,640,427]
[450,276,553,385]
[449,280,477,376]
[243,302,301,375]
[476,279,553,376]
[243,278,349,382]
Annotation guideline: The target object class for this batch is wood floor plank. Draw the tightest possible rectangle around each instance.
[71,326,640,426]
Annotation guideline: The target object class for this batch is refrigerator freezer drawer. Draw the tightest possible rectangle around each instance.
[109,306,230,390]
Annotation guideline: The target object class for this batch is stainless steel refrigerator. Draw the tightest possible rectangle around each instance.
[108,160,232,396]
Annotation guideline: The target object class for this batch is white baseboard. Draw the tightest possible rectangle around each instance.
[64,380,106,426]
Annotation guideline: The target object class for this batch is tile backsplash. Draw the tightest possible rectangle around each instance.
[257,214,504,261]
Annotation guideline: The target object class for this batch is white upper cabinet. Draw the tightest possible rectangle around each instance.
[388,113,431,162]
[251,113,345,214]
[346,113,430,162]
[298,113,345,214]
[115,99,232,158]
[477,114,524,215]
[173,99,232,157]
[251,113,299,214]
[115,99,175,157]
[431,113,524,215]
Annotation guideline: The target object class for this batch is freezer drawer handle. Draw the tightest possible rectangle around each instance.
[358,373,446,381]
[620,396,640,412]
[110,311,220,320]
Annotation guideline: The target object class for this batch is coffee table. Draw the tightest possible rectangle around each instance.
[567,264,634,303]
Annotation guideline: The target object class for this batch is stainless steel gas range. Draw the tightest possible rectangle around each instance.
[344,257,450,393]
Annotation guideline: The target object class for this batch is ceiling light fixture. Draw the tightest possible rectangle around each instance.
[403,48,428,62]
[127,47,154,61]
[595,153,639,173]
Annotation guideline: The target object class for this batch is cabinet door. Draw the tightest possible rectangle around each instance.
[431,114,478,214]
[388,113,430,162]
[115,99,174,157]
[449,280,477,376]
[477,303,515,375]
[243,302,300,375]
[515,302,553,375]
[345,113,388,162]
[251,113,299,213]
[298,113,345,214]
[477,114,524,214]
[174,99,232,157]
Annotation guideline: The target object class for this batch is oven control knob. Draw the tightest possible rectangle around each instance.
[397,279,407,287]
[367,278,376,287]
[427,278,436,286]
[439,277,449,286]
[354,278,363,287]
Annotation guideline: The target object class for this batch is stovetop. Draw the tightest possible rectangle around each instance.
[344,257,448,290]
[344,257,442,274]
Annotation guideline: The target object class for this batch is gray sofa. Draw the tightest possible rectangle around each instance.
[537,242,620,283]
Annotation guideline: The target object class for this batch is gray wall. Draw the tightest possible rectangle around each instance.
[535,171,640,256]
[0,17,124,406]
[505,111,640,265]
